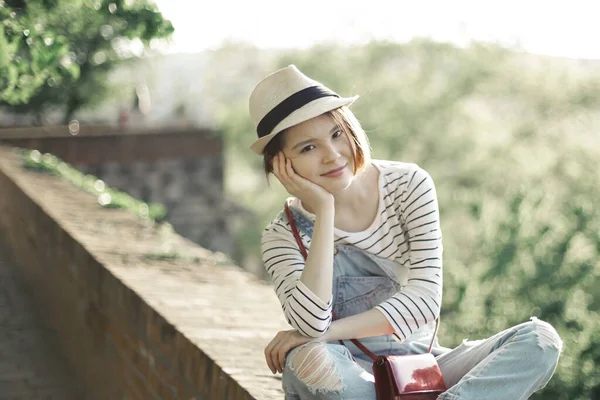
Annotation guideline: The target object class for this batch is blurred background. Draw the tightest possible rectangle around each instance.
[1,0,599,398]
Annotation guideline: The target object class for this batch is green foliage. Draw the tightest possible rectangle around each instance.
[0,0,173,121]
[210,40,600,399]
[18,148,167,222]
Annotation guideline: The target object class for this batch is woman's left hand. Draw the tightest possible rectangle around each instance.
[264,329,312,374]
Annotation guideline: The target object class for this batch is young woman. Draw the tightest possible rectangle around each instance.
[249,65,562,399]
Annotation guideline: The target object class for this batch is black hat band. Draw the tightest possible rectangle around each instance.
[257,86,339,138]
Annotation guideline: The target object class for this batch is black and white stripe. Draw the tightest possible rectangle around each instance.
[261,161,443,340]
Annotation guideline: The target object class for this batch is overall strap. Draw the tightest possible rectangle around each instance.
[284,202,439,361]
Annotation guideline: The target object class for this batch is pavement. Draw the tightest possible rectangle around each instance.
[0,243,80,400]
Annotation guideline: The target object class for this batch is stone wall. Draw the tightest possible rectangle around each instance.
[0,125,252,256]
[0,145,286,399]
[78,156,241,255]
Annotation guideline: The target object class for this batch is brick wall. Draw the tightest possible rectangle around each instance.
[0,125,253,256]
[0,145,287,399]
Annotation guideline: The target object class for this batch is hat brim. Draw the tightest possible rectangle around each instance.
[249,95,359,155]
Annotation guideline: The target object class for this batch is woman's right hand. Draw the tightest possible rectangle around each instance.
[273,153,334,214]
[264,329,312,374]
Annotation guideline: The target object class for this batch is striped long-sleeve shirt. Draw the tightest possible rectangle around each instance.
[261,160,443,339]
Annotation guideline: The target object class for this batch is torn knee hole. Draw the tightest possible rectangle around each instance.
[530,317,563,351]
[289,343,343,392]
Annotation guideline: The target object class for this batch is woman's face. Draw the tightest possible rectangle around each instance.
[282,113,355,194]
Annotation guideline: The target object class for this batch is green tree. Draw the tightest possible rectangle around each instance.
[0,0,173,123]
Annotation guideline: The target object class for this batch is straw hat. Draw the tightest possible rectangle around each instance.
[248,65,359,154]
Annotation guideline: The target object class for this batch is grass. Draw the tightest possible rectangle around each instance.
[17,148,167,222]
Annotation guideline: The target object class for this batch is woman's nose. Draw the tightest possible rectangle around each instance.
[323,147,340,163]
[322,144,341,163]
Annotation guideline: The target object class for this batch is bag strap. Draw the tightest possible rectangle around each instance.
[284,201,308,259]
[284,202,439,360]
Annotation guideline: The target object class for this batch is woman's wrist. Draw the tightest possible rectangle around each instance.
[319,321,335,342]
[313,197,335,217]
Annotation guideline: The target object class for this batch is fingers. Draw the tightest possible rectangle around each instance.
[272,154,330,207]
[278,348,287,374]
[279,153,290,181]
[285,157,295,177]
[264,335,280,374]
[265,332,288,374]
[273,153,294,190]
[274,348,284,374]
[264,331,302,374]
[272,153,284,180]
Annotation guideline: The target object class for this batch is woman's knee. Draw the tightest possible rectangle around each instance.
[284,342,345,394]
[530,317,563,352]
[521,317,563,353]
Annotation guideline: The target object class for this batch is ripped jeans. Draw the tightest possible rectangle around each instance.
[281,317,562,399]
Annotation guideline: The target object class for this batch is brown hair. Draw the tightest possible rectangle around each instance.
[262,106,371,178]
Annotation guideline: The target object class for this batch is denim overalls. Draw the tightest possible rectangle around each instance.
[280,206,562,400]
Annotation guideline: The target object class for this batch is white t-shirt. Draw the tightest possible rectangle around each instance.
[261,160,443,339]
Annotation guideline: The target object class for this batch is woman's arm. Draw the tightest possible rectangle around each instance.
[262,202,337,338]
[298,202,335,303]
[264,308,394,374]
[262,225,334,338]
[261,204,337,339]
[374,166,443,341]
[320,308,395,341]
[262,153,338,338]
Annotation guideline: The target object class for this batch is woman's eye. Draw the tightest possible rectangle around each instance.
[301,145,315,153]
[332,130,342,138]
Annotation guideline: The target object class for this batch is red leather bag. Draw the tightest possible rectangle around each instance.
[350,327,446,400]
[284,203,447,400]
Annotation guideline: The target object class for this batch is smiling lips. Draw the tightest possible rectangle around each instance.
[321,164,347,177]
